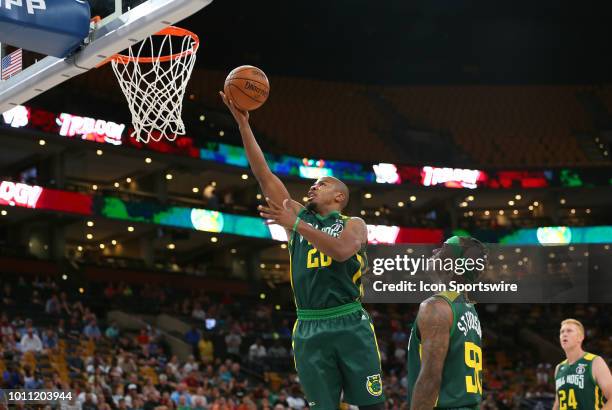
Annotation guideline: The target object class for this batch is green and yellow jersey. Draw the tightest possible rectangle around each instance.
[407,291,482,409]
[556,353,605,410]
[288,208,366,309]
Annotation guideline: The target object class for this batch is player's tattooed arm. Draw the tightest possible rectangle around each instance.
[593,356,612,409]
[219,91,302,219]
[552,364,561,410]
[410,298,452,410]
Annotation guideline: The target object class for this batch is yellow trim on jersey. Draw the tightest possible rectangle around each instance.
[596,385,601,410]
[437,290,461,302]
[369,323,382,364]
[585,353,596,361]
[353,254,364,297]
[292,320,298,370]
[288,252,298,308]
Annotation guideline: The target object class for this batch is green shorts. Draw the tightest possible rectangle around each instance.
[292,301,385,409]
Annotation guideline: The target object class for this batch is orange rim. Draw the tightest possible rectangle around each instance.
[110,26,199,64]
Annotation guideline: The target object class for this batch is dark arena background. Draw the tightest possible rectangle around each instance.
[0,0,611,409]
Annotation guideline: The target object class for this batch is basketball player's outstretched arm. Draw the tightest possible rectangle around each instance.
[410,298,452,410]
[219,91,301,215]
[593,356,612,409]
[258,198,366,262]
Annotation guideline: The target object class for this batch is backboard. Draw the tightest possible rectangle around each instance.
[0,0,213,113]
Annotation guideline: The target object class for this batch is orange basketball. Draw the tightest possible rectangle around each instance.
[224,65,270,111]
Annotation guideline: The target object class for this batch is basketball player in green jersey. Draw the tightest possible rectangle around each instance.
[407,236,488,410]
[220,92,384,410]
[553,319,612,410]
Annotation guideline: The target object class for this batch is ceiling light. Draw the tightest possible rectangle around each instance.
[86,233,93,240]
[508,200,514,206]
[560,198,566,205]
[219,130,225,136]
[96,149,103,156]
[364,193,372,199]
[127,226,134,232]
[99,243,105,249]
[211,236,218,243]
[397,201,404,207]
[111,240,117,246]
[499,210,504,215]
[77,246,83,251]
[92,184,98,190]
[167,243,175,250]
[145,157,152,164]
[515,194,521,200]
[409,195,416,202]
[87,221,94,227]
[241,174,248,180]
[165,173,173,180]
[192,187,199,193]
[126,177,132,183]
[114,182,120,188]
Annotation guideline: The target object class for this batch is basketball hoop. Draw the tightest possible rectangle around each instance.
[109,26,199,143]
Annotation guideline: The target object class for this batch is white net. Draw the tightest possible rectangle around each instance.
[111,27,198,143]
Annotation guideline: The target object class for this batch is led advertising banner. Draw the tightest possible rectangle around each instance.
[4,105,611,188]
[0,180,92,215]
[1,179,609,245]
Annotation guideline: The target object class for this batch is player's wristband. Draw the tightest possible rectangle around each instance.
[292,216,301,232]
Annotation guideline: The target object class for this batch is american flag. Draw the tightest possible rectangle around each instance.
[1,49,22,80]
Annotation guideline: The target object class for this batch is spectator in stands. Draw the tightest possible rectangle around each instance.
[198,334,214,363]
[104,282,116,299]
[183,354,199,374]
[137,327,150,346]
[192,301,206,321]
[83,319,102,340]
[203,183,220,210]
[42,328,58,351]
[277,319,291,339]
[45,293,61,315]
[185,325,201,356]
[287,385,306,410]
[59,291,74,316]
[2,364,22,389]
[17,318,38,338]
[170,382,193,407]
[391,325,408,345]
[66,315,83,339]
[19,326,42,353]
[143,390,161,410]
[0,312,16,340]
[156,373,173,396]
[2,283,15,306]
[267,340,288,359]
[225,325,242,360]
[31,290,43,309]
[248,338,267,363]
[56,318,66,337]
[105,321,120,340]
[23,366,41,389]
